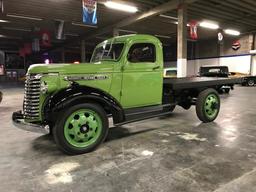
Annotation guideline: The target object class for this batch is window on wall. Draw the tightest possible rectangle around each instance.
[128,43,156,63]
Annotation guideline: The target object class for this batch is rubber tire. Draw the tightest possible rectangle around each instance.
[247,80,255,87]
[196,88,220,123]
[224,89,230,94]
[53,103,109,155]
[0,91,2,103]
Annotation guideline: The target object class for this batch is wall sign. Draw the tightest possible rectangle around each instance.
[189,20,198,40]
[232,40,241,51]
[40,30,51,47]
[0,64,4,75]
[218,32,223,42]
[82,0,97,25]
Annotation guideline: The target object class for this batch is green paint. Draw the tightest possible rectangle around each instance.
[64,109,102,148]
[24,34,164,123]
[204,93,219,120]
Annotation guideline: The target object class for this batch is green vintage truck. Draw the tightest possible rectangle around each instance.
[13,34,242,155]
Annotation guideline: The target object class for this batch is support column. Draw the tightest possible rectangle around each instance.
[113,28,119,37]
[177,2,187,77]
[81,39,86,63]
[61,48,65,63]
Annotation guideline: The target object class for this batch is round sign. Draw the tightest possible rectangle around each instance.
[218,32,223,41]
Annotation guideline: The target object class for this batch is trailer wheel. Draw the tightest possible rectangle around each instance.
[247,79,255,86]
[196,89,220,123]
[53,103,109,155]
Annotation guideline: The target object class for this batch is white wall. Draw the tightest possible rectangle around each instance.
[165,55,252,76]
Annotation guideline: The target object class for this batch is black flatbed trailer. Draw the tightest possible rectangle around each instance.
[164,77,243,90]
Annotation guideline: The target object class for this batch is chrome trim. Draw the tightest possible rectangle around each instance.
[12,111,50,134]
[23,74,41,120]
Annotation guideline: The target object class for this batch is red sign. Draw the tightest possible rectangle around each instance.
[24,43,32,55]
[189,20,198,40]
[232,40,241,50]
[40,30,51,47]
[0,64,4,75]
[19,47,26,57]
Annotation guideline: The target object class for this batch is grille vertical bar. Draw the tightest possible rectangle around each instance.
[24,75,41,120]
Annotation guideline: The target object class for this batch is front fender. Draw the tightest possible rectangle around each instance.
[43,84,125,124]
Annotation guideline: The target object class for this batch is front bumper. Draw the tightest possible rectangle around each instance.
[12,111,50,134]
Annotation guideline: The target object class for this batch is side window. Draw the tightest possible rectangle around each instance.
[128,43,156,63]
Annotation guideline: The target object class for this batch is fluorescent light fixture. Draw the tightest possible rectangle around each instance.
[72,22,98,28]
[0,34,21,39]
[199,22,219,29]
[199,21,219,29]
[104,1,138,13]
[174,21,190,27]
[155,34,171,39]
[0,19,9,23]
[65,33,79,37]
[7,13,43,21]
[118,29,137,34]
[3,27,32,32]
[224,29,240,36]
[159,14,178,20]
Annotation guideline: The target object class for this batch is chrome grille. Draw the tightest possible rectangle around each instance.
[24,75,41,120]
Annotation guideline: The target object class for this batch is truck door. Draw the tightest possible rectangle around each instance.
[120,42,163,108]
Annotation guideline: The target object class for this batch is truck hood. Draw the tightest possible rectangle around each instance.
[27,62,114,74]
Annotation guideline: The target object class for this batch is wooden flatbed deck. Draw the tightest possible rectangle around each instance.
[163,77,243,90]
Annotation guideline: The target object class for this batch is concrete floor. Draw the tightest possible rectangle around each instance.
[0,85,256,192]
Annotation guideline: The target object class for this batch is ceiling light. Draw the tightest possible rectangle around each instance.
[3,27,32,32]
[65,33,79,37]
[224,29,240,36]
[155,34,171,39]
[0,19,9,23]
[104,1,138,13]
[174,21,190,27]
[118,29,137,34]
[72,22,98,28]
[159,14,178,20]
[7,13,43,21]
[0,35,6,38]
[199,21,219,29]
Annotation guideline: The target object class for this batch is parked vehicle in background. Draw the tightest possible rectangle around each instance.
[163,67,177,78]
[242,76,256,86]
[199,66,229,78]
[229,72,247,78]
[0,91,2,103]
[199,66,234,94]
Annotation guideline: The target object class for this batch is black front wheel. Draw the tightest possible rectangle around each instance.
[196,89,220,123]
[53,103,109,155]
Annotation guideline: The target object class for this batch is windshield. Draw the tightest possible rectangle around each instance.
[91,43,124,62]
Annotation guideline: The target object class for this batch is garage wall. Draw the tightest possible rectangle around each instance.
[165,55,252,76]
[164,34,254,76]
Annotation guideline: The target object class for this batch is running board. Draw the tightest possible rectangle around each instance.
[115,105,172,126]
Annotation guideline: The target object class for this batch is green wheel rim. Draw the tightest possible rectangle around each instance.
[204,94,219,119]
[64,109,102,148]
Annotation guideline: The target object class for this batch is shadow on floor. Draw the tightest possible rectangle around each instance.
[31,126,158,155]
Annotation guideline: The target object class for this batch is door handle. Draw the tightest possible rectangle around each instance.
[153,66,160,70]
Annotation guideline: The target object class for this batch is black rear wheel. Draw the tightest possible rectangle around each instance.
[196,89,220,123]
[53,103,109,155]
[247,79,255,86]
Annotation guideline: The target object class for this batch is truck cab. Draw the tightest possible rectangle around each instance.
[13,34,242,155]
